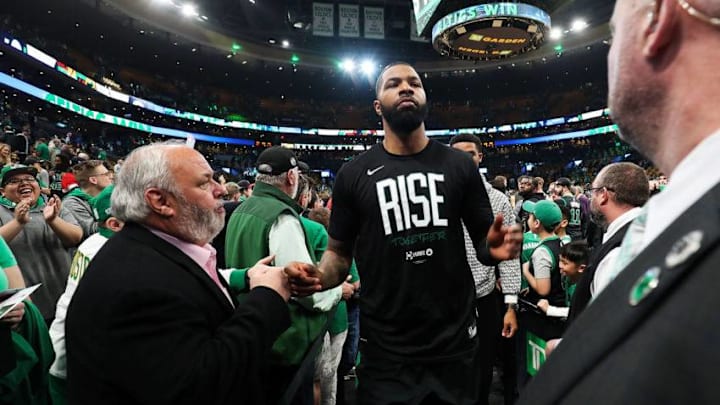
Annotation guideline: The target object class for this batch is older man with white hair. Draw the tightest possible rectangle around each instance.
[66,142,311,404]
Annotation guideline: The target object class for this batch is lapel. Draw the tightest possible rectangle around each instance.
[524,181,720,403]
[122,223,235,313]
[569,221,632,322]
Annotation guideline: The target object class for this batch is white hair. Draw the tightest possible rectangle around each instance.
[255,173,288,188]
[111,142,182,223]
[256,172,298,198]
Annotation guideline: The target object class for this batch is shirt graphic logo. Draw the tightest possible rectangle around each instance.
[366,165,385,176]
[376,173,448,235]
[405,248,434,262]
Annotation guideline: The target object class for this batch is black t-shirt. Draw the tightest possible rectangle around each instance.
[49,171,64,198]
[329,140,494,361]
[561,195,584,240]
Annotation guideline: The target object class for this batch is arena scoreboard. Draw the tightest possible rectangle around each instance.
[414,2,552,61]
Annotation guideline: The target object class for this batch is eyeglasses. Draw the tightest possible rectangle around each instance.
[677,0,720,26]
[6,177,38,185]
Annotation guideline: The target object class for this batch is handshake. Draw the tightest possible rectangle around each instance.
[246,255,323,301]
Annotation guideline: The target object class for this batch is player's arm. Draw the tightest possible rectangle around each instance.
[317,236,353,290]
[321,164,357,290]
[288,163,356,293]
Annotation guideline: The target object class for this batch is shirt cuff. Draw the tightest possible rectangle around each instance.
[546,306,569,318]
[226,268,250,293]
[504,294,518,305]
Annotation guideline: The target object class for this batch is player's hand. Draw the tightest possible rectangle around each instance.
[537,299,549,313]
[502,307,518,338]
[487,214,522,261]
[284,262,322,297]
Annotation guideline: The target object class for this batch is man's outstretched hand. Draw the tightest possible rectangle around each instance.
[284,262,323,297]
[248,255,291,301]
[487,214,523,261]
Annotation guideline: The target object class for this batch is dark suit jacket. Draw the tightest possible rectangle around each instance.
[568,220,631,324]
[519,182,720,404]
[66,223,290,405]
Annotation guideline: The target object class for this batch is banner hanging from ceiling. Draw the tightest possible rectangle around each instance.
[409,9,428,42]
[313,3,334,37]
[339,4,360,37]
[364,7,385,39]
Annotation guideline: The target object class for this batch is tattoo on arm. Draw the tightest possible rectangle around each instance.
[318,237,353,288]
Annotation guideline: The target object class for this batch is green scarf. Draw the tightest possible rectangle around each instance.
[65,187,92,202]
[0,196,45,210]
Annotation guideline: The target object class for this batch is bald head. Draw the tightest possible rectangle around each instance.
[375,61,415,97]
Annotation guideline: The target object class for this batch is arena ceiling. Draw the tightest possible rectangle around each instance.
[60,0,616,71]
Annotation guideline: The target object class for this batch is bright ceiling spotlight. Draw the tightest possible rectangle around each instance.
[281,40,290,48]
[181,4,198,17]
[550,27,563,40]
[361,59,376,76]
[571,19,588,31]
[341,58,355,72]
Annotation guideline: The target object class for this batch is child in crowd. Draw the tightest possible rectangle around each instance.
[521,200,564,311]
[537,241,589,319]
[556,205,572,246]
[517,200,564,386]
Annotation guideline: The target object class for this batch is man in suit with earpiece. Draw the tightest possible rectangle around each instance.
[519,0,720,403]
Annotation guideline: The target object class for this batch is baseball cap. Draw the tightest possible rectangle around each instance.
[23,156,40,165]
[0,165,38,187]
[556,177,572,187]
[237,179,251,190]
[256,146,298,175]
[298,161,310,174]
[90,184,115,238]
[522,200,562,229]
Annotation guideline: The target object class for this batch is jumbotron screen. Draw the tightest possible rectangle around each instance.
[421,2,552,60]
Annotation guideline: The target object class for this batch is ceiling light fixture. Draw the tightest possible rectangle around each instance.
[340,58,355,72]
[181,4,198,17]
[550,28,563,40]
[571,19,588,31]
[361,60,376,76]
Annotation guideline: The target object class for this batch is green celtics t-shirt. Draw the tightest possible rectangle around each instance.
[564,278,577,307]
[521,232,541,289]
[522,232,541,263]
[0,237,18,290]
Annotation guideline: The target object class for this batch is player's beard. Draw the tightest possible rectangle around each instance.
[380,100,428,137]
[175,193,225,245]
